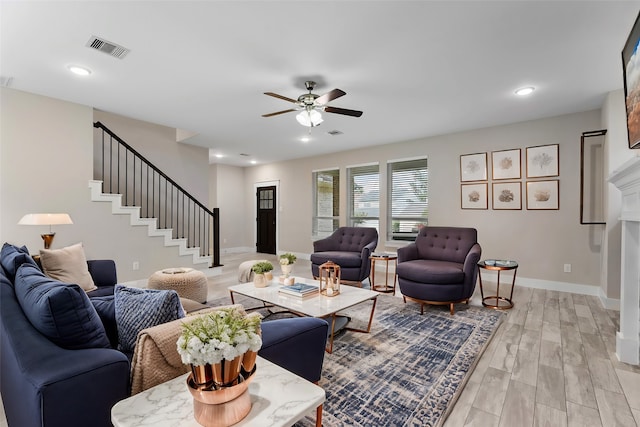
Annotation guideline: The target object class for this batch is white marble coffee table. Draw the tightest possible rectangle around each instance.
[229,279,378,353]
[111,356,324,427]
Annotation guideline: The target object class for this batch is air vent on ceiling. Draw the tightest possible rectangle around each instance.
[239,153,250,157]
[86,36,130,59]
[327,130,343,136]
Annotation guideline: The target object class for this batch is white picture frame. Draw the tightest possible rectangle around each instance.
[492,182,522,210]
[526,144,559,178]
[526,180,559,210]
[461,183,488,209]
[492,149,521,180]
[460,152,487,182]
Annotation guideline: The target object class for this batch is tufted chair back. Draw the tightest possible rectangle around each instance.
[414,227,478,264]
[321,227,379,252]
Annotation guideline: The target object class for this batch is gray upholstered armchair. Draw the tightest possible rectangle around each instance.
[310,227,378,286]
[397,226,481,314]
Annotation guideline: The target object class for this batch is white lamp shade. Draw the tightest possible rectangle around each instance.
[296,109,323,127]
[18,213,73,226]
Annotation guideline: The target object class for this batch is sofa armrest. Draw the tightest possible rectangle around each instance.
[462,243,482,293]
[1,292,129,427]
[87,259,117,287]
[259,317,328,383]
[397,243,418,263]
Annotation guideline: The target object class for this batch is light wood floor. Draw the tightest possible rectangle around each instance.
[2,252,637,427]
[211,252,640,427]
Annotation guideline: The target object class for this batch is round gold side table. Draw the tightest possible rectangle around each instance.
[477,260,518,309]
[369,254,398,293]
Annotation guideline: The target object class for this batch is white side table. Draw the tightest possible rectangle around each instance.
[111,356,325,427]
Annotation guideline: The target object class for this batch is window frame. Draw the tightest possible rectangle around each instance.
[312,168,340,238]
[347,163,380,231]
[387,157,429,242]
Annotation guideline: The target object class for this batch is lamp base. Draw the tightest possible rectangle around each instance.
[41,233,55,249]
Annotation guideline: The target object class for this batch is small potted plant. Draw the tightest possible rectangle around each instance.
[251,261,273,287]
[279,252,297,278]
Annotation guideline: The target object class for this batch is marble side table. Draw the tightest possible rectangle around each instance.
[112,356,325,427]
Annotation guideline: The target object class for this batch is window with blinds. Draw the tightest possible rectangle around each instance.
[347,164,380,230]
[388,158,428,241]
[312,169,340,237]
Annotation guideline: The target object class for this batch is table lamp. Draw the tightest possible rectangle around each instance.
[18,213,74,249]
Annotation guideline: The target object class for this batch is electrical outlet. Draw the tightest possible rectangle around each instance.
[133,261,139,271]
[563,263,571,273]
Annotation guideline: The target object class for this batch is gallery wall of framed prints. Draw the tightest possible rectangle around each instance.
[460,143,559,211]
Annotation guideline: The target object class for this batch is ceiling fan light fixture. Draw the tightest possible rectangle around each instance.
[296,109,323,127]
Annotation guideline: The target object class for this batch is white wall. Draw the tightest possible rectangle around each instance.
[1,88,212,281]
[243,109,604,293]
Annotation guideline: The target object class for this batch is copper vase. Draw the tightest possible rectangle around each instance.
[212,355,243,388]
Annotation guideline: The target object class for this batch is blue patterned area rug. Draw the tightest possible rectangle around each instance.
[211,294,504,427]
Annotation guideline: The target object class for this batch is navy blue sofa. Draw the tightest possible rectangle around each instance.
[0,243,328,427]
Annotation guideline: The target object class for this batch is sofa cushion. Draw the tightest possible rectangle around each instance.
[14,263,111,349]
[39,243,97,292]
[91,295,118,348]
[310,251,362,268]
[0,243,38,281]
[114,285,185,354]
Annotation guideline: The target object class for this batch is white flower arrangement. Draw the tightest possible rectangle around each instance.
[279,252,297,266]
[176,307,262,366]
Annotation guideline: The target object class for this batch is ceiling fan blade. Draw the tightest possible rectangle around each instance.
[264,92,298,104]
[324,106,363,117]
[315,88,346,105]
[262,109,296,118]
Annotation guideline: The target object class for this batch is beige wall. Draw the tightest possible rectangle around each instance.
[244,109,607,293]
[93,110,209,203]
[2,86,631,299]
[1,88,212,281]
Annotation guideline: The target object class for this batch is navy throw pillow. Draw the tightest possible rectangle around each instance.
[91,295,118,349]
[14,263,111,350]
[114,285,185,354]
[0,243,38,282]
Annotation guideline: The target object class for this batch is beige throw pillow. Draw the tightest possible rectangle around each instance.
[39,243,97,292]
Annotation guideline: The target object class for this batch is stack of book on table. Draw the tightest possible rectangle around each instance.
[278,282,319,298]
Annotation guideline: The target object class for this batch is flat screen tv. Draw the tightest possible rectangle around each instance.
[622,12,640,149]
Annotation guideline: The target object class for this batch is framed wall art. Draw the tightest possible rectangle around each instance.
[461,183,488,209]
[460,152,487,182]
[526,180,559,210]
[492,182,521,210]
[526,144,559,178]
[622,12,640,149]
[492,149,521,180]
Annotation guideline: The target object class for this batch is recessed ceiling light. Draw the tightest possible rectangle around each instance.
[215,154,224,158]
[68,65,92,76]
[301,136,310,143]
[515,86,535,96]
[250,160,257,165]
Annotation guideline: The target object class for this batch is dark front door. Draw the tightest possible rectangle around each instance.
[256,185,276,254]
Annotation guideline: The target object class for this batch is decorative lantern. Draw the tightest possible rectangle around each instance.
[319,261,341,297]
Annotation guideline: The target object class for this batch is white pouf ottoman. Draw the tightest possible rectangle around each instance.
[148,268,208,303]
[238,260,267,283]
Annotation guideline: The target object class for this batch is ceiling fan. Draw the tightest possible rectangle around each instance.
[262,81,363,127]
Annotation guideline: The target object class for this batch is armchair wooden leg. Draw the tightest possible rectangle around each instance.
[420,303,424,315]
[316,403,323,427]
[449,303,454,315]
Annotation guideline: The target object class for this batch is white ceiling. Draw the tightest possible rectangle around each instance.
[1,1,638,166]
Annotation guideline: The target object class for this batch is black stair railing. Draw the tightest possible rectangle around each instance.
[93,121,220,267]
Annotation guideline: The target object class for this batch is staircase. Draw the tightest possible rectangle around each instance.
[89,180,211,265]
[92,122,220,268]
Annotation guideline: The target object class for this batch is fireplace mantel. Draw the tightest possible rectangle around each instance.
[609,156,640,365]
